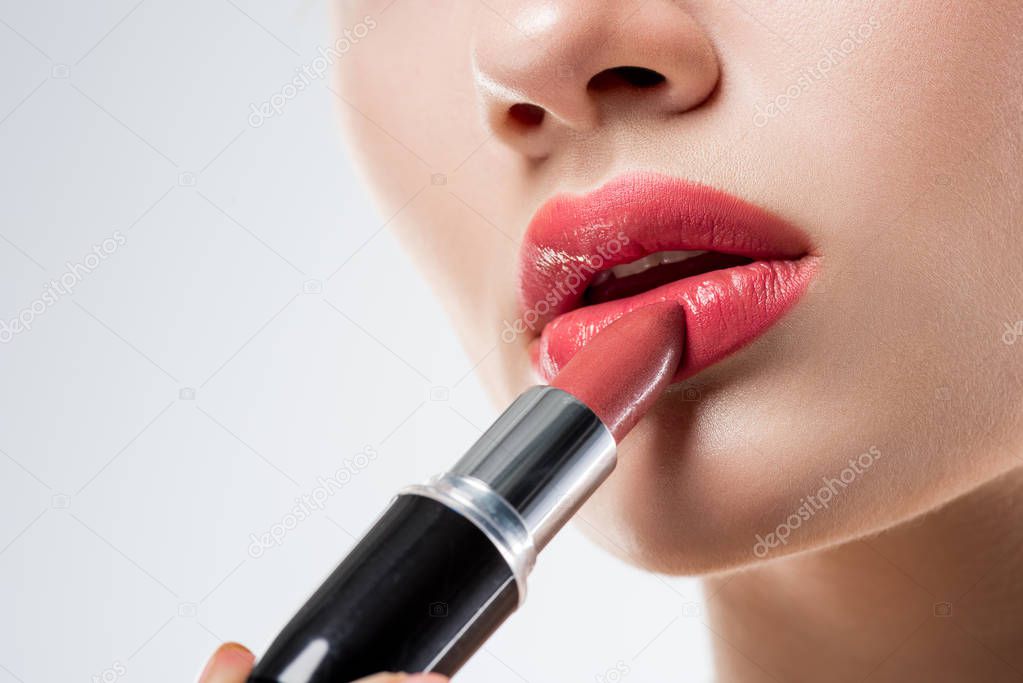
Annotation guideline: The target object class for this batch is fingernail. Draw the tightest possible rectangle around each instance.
[198,643,255,683]
[353,673,448,683]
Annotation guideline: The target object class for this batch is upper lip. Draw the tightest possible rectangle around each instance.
[517,172,813,331]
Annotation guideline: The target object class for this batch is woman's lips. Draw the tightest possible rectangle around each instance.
[518,173,819,382]
[535,258,817,381]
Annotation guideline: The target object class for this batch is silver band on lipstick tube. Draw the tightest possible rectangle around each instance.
[401,473,535,604]
[399,386,617,605]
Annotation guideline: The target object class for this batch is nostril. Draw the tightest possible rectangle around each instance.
[587,66,666,92]
[508,103,545,128]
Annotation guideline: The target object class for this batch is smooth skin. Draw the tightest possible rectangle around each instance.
[210,1,1023,680]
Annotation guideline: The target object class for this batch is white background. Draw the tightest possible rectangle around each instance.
[0,2,711,681]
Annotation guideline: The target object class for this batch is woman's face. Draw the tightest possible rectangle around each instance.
[334,1,1023,573]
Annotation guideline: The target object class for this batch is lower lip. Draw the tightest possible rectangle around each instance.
[532,256,819,382]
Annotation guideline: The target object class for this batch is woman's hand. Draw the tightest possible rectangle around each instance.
[197,643,448,683]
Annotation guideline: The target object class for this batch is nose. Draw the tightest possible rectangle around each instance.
[472,1,720,157]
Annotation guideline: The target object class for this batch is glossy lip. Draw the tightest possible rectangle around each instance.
[518,172,819,382]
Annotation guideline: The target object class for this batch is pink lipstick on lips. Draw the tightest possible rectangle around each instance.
[520,172,818,381]
[552,301,684,441]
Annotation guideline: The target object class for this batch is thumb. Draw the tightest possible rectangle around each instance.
[197,643,254,683]
[197,644,448,683]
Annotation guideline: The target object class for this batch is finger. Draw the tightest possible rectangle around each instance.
[197,643,255,683]
[353,674,449,683]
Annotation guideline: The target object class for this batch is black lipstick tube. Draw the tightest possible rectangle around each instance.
[247,386,616,682]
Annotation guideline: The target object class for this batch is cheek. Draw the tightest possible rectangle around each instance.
[387,189,519,338]
[335,2,489,198]
[335,3,531,398]
[834,3,1021,160]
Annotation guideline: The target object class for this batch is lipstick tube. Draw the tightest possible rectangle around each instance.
[247,386,616,682]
